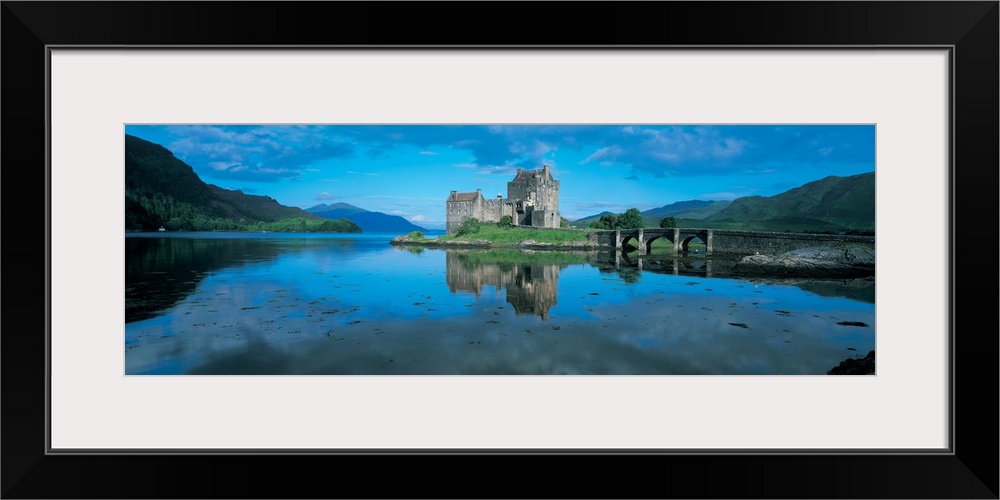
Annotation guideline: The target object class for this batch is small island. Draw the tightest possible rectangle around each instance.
[391,225,599,250]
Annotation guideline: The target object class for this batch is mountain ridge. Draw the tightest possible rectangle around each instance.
[124,134,360,233]
[305,203,428,233]
[570,171,874,233]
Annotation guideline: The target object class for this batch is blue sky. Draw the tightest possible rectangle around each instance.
[124,124,875,230]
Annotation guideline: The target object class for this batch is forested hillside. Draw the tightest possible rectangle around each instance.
[124,134,360,233]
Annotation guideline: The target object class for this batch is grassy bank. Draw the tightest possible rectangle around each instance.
[448,226,590,244]
[403,226,591,245]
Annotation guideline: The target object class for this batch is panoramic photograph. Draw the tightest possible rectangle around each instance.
[124,124,876,375]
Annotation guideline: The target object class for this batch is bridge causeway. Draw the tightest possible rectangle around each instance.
[591,228,875,256]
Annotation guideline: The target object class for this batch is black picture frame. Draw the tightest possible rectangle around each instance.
[3,2,997,498]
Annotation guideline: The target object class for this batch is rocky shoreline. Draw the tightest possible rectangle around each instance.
[391,235,875,278]
[828,350,876,375]
[729,245,875,278]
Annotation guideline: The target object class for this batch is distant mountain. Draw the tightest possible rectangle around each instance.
[124,134,360,233]
[706,171,875,232]
[306,202,369,216]
[572,211,614,222]
[642,200,732,220]
[306,203,428,233]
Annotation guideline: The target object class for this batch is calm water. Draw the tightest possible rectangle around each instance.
[125,232,875,375]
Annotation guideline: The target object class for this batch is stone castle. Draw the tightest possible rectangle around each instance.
[446,165,560,235]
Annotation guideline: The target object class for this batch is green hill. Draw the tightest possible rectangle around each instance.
[124,134,361,233]
[705,171,875,232]
[570,172,874,234]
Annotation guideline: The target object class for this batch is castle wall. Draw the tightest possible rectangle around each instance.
[530,209,559,228]
[507,178,532,203]
[511,204,526,226]
[446,198,480,234]
[479,198,506,224]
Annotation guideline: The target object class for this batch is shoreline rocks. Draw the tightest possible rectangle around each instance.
[730,245,875,278]
[828,350,876,375]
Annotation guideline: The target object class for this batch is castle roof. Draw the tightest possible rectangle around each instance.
[512,164,554,182]
[450,191,481,202]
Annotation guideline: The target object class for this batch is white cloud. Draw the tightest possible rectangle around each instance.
[258,167,294,175]
[713,137,748,158]
[582,145,625,164]
[579,127,755,176]
[209,161,235,171]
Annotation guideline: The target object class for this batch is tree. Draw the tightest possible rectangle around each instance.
[455,217,482,236]
[598,213,618,229]
[659,216,677,228]
[560,217,570,229]
[618,208,645,229]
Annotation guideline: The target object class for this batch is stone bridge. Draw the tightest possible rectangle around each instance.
[591,228,875,256]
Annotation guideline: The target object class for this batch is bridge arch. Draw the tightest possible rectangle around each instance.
[679,234,707,254]
[620,234,641,253]
[643,234,675,255]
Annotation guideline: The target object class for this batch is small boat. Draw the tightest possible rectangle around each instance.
[158,226,166,232]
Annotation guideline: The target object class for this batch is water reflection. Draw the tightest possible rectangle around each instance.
[125,235,876,375]
[126,237,280,322]
[125,234,358,322]
[590,251,874,304]
[446,251,565,320]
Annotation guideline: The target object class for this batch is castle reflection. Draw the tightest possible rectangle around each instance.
[445,251,563,320]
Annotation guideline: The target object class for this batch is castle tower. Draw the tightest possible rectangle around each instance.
[506,164,560,228]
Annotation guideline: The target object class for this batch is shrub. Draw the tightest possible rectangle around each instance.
[455,217,482,236]
[497,215,513,228]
